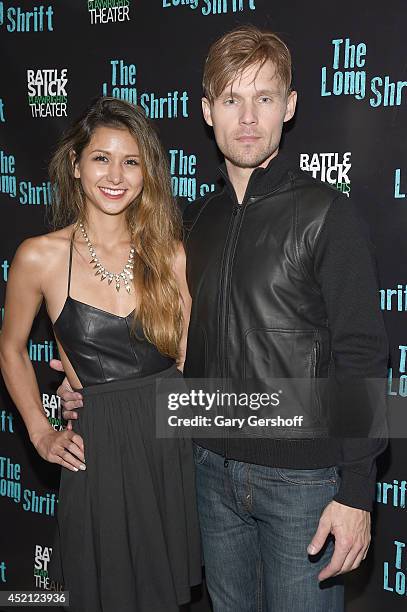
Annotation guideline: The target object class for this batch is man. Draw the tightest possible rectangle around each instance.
[56,26,388,612]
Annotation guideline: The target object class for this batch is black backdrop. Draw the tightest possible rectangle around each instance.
[1,1,406,610]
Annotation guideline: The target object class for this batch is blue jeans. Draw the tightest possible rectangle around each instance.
[193,444,344,612]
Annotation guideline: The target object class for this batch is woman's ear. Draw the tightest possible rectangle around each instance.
[70,150,80,178]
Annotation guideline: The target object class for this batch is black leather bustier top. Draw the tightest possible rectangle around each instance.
[53,238,174,387]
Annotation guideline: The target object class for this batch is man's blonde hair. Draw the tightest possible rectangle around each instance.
[202,25,292,102]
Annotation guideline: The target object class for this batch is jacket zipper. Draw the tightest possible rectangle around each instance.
[219,202,243,468]
[312,339,321,420]
[218,187,258,468]
[313,339,320,377]
[218,203,243,375]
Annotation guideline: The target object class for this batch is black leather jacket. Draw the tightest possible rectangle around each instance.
[184,159,333,381]
[183,153,388,510]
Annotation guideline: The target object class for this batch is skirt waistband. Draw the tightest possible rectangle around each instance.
[77,364,181,397]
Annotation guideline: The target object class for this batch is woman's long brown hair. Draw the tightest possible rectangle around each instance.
[48,96,183,359]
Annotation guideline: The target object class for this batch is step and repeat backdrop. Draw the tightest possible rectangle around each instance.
[0,1,406,610]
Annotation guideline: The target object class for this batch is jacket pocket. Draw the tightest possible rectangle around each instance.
[312,339,320,377]
[311,339,322,420]
[244,328,319,379]
[243,328,324,428]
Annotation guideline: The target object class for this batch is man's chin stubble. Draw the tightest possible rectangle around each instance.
[225,148,276,169]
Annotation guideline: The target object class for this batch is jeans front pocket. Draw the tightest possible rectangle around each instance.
[192,443,210,465]
[275,465,338,486]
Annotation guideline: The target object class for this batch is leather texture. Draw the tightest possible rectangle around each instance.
[183,154,340,433]
[53,244,174,387]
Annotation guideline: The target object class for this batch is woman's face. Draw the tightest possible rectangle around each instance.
[74,125,144,217]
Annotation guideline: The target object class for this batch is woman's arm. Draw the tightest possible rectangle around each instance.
[0,238,85,472]
[173,242,192,372]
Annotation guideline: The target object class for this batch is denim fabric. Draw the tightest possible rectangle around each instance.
[193,444,344,612]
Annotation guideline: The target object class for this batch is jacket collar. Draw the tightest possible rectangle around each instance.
[218,150,295,200]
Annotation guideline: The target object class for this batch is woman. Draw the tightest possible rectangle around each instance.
[0,96,202,611]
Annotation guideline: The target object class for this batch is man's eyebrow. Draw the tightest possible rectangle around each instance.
[253,89,281,96]
[219,89,281,98]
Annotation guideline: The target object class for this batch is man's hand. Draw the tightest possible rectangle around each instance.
[50,359,83,423]
[307,500,371,581]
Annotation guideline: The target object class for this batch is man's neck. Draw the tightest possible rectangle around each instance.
[224,163,253,204]
[225,148,279,204]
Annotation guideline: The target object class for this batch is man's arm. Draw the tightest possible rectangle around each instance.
[307,193,389,580]
[313,194,389,511]
[50,360,83,422]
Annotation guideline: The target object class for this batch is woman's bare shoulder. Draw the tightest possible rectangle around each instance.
[13,225,75,270]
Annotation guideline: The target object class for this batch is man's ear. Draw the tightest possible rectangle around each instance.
[283,90,297,123]
[70,150,80,178]
[201,97,213,127]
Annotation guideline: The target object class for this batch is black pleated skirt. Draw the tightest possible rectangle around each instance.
[48,364,202,612]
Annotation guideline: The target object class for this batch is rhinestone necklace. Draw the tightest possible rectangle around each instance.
[79,223,135,293]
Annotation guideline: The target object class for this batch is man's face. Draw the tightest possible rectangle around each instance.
[202,60,297,169]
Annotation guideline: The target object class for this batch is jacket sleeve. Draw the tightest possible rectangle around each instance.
[313,194,389,511]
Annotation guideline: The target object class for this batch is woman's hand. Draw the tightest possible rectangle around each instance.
[31,428,86,472]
